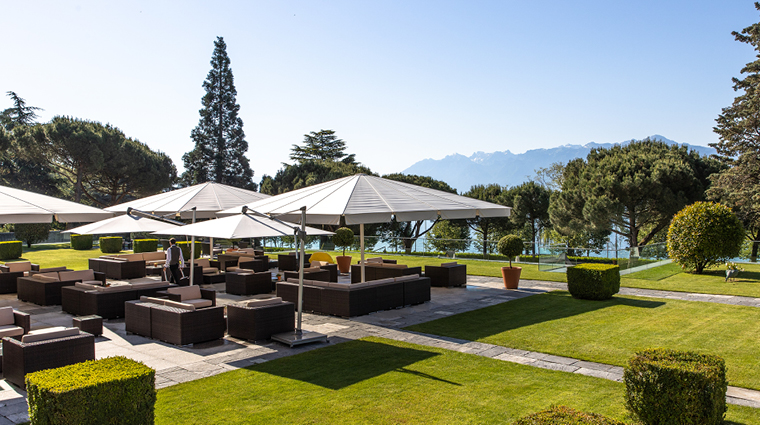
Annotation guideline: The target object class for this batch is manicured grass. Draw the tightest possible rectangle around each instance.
[5,244,130,271]
[154,337,760,424]
[622,262,760,298]
[406,291,760,391]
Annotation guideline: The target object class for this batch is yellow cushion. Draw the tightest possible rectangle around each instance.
[309,252,334,264]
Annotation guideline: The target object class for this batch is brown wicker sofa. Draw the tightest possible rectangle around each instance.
[61,280,174,319]
[277,253,311,271]
[226,271,273,296]
[350,262,422,283]
[17,269,106,306]
[2,327,95,389]
[284,267,331,283]
[276,274,431,317]
[124,295,225,345]
[89,254,146,280]
[227,296,294,341]
[424,262,467,287]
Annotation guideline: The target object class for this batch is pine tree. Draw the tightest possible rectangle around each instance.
[182,37,255,190]
[290,130,356,164]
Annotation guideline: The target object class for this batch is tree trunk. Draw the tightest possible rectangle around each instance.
[75,167,83,203]
[403,238,413,254]
[751,240,759,263]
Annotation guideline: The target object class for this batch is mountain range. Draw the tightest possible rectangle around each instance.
[401,135,717,193]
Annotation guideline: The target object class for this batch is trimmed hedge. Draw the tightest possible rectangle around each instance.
[0,241,22,260]
[70,234,93,250]
[512,405,625,425]
[99,236,123,254]
[26,356,156,425]
[176,241,202,260]
[566,263,620,300]
[133,239,158,254]
[624,348,727,425]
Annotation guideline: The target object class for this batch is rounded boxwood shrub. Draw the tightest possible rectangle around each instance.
[498,234,523,268]
[566,263,620,300]
[332,227,354,256]
[176,241,202,260]
[0,241,22,260]
[99,236,123,254]
[133,239,158,253]
[667,201,744,274]
[70,234,93,250]
[512,405,625,425]
[624,348,727,425]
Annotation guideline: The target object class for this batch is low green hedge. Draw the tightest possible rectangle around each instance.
[176,241,201,260]
[70,234,93,250]
[624,348,727,425]
[0,241,22,260]
[26,356,156,425]
[566,263,620,300]
[99,236,123,254]
[133,239,158,253]
[512,405,625,424]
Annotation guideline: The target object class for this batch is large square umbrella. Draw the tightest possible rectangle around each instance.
[0,185,113,224]
[62,213,182,235]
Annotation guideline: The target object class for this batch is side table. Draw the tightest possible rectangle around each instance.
[73,315,103,336]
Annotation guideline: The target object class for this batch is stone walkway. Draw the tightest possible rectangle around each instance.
[0,277,758,423]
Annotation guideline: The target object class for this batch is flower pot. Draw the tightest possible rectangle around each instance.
[501,266,522,289]
[336,255,352,274]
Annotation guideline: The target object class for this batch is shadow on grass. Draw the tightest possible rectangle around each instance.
[252,339,445,390]
[406,291,665,341]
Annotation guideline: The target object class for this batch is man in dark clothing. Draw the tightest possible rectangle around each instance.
[164,238,184,284]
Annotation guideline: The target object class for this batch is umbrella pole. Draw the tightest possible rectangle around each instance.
[190,207,196,286]
[360,223,365,283]
[296,207,305,333]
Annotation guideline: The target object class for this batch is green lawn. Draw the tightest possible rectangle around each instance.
[155,337,758,424]
[7,244,129,271]
[406,291,760,391]
[622,262,760,298]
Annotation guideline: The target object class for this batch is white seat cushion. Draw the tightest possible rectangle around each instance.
[202,267,219,275]
[0,306,14,326]
[22,326,79,343]
[0,325,24,338]
[167,285,202,301]
[244,297,282,308]
[183,298,213,309]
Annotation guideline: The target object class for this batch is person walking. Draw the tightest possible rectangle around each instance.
[165,238,185,284]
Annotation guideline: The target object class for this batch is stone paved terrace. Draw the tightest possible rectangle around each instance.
[0,276,758,423]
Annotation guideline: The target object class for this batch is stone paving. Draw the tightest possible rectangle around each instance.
[0,276,758,423]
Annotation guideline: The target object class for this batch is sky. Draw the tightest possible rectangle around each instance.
[2,1,758,184]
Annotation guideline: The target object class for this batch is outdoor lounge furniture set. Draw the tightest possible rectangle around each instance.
[424,262,467,287]
[89,254,147,280]
[0,261,71,294]
[276,274,431,317]
[17,269,106,306]
[61,279,175,319]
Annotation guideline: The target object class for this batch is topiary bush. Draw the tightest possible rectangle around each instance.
[497,234,524,268]
[0,241,22,260]
[624,348,727,425]
[133,239,158,253]
[26,356,155,425]
[70,234,93,250]
[512,405,625,425]
[667,201,744,274]
[99,236,123,254]
[566,263,620,300]
[13,222,51,248]
[176,241,202,260]
[332,227,355,257]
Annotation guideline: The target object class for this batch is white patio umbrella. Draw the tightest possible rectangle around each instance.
[106,182,271,219]
[62,213,181,235]
[0,184,113,224]
[219,174,511,281]
[160,207,334,347]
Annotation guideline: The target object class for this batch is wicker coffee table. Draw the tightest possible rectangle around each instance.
[73,315,103,336]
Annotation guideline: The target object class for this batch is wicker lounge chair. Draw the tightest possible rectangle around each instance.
[226,271,273,296]
[124,298,226,346]
[227,297,294,341]
[424,262,467,287]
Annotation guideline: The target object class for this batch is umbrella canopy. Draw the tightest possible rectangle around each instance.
[106,182,270,219]
[158,211,333,239]
[0,185,113,224]
[62,213,181,235]
[218,174,511,224]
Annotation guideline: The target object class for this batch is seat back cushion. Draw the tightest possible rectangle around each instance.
[163,300,196,311]
[244,297,283,307]
[0,306,14,326]
[139,296,166,305]
[394,274,420,282]
[366,257,383,263]
[238,256,255,265]
[33,272,60,281]
[303,267,323,273]
[142,251,165,261]
[7,262,32,273]
[383,264,408,269]
[167,285,202,301]
[311,261,329,267]
[59,269,95,282]
[38,266,68,273]
[21,326,80,343]
[195,258,210,268]
[74,282,100,290]
[440,262,458,267]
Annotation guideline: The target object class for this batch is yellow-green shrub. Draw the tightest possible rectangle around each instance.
[70,234,93,250]
[0,241,22,260]
[133,239,158,253]
[99,236,123,254]
[176,241,201,260]
[26,356,156,425]
[512,405,625,424]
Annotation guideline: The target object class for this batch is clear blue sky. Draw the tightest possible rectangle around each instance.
[2,1,756,182]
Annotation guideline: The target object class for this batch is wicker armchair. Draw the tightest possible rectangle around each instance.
[227,298,294,341]
[2,330,95,389]
[125,299,226,346]
[226,271,273,296]
[424,263,467,287]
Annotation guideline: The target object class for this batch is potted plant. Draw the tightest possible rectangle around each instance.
[498,234,524,289]
[333,227,355,274]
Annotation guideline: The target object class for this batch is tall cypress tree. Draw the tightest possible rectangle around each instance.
[182,37,256,190]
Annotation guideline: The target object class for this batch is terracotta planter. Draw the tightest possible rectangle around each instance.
[501,266,522,289]
[336,255,352,274]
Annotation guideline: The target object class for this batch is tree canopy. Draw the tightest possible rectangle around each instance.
[462,184,512,257]
[709,3,760,260]
[259,159,374,195]
[182,36,255,190]
[1,91,42,130]
[510,181,551,255]
[549,139,721,248]
[290,130,356,164]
